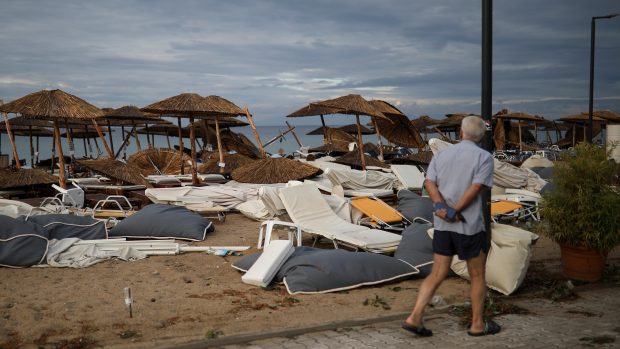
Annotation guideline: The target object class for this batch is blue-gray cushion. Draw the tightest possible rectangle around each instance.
[25,214,107,240]
[0,215,49,267]
[110,204,214,241]
[233,246,418,294]
[397,190,434,222]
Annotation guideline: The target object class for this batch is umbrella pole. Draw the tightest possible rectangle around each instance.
[53,120,67,189]
[121,125,127,160]
[518,122,522,151]
[2,113,21,169]
[320,114,327,142]
[215,116,225,174]
[131,121,142,151]
[145,124,152,148]
[534,122,538,144]
[166,133,171,149]
[371,118,384,161]
[50,132,56,173]
[64,120,76,175]
[84,125,93,158]
[82,133,88,158]
[115,125,136,160]
[285,121,303,147]
[202,120,211,151]
[189,115,199,185]
[91,120,114,159]
[36,135,40,166]
[28,126,34,167]
[107,120,115,155]
[177,117,184,175]
[572,124,576,146]
[355,114,366,170]
[93,137,102,157]
[243,108,266,158]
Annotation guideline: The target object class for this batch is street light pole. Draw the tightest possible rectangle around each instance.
[588,13,618,143]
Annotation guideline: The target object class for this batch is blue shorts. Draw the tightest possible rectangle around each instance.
[432,230,489,260]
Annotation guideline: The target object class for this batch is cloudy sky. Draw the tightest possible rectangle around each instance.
[1,0,619,125]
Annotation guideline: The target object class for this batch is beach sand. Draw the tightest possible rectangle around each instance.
[0,213,592,348]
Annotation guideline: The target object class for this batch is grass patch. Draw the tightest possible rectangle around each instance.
[363,295,391,310]
[206,329,223,339]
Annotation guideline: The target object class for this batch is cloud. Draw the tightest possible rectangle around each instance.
[0,0,618,124]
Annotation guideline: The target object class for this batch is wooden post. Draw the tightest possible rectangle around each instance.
[131,120,142,151]
[91,119,114,158]
[518,122,522,151]
[82,132,88,158]
[84,125,93,158]
[214,116,225,174]
[244,108,266,158]
[106,119,115,155]
[189,115,199,185]
[145,124,152,148]
[177,117,185,175]
[28,126,34,167]
[166,133,171,149]
[285,121,303,147]
[2,113,21,169]
[115,125,137,159]
[355,114,366,170]
[572,124,576,146]
[320,114,327,142]
[36,135,40,165]
[53,120,67,189]
[371,118,385,161]
[50,131,56,172]
[120,125,126,159]
[200,119,210,151]
[64,119,76,163]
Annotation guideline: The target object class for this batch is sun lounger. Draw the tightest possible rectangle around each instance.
[350,196,410,231]
[491,199,538,222]
[278,184,401,253]
[241,240,295,287]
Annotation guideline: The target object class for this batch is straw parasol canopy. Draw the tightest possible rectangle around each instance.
[231,157,322,184]
[389,151,434,166]
[369,100,424,149]
[142,93,247,184]
[198,153,255,175]
[127,148,191,176]
[411,115,443,129]
[77,158,152,187]
[0,168,59,189]
[325,127,356,152]
[334,150,389,169]
[337,124,374,135]
[0,89,108,188]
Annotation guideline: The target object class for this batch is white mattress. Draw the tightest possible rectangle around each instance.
[241,240,294,287]
[391,164,425,190]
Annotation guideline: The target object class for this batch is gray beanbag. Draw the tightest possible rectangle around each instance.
[110,204,214,241]
[0,215,49,268]
[397,190,434,222]
[394,222,435,277]
[24,214,108,240]
[233,247,418,294]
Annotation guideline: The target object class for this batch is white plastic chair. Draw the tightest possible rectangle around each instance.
[257,220,302,249]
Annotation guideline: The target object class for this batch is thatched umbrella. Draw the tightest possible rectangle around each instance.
[494,110,545,149]
[388,151,434,166]
[369,100,424,150]
[77,158,151,187]
[0,115,54,167]
[104,106,167,156]
[324,127,356,152]
[288,103,342,141]
[0,168,58,189]
[142,93,248,184]
[127,148,191,176]
[199,152,255,175]
[559,113,606,146]
[231,157,322,184]
[0,89,109,188]
[337,124,374,135]
[334,149,389,169]
[288,94,389,170]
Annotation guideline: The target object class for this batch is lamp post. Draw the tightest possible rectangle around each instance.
[588,13,618,143]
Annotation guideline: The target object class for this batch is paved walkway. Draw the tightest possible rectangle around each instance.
[175,285,619,349]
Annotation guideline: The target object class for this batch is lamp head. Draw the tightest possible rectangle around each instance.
[594,14,619,20]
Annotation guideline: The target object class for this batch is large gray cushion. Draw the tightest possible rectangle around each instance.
[25,214,107,240]
[233,247,418,294]
[110,204,214,241]
[0,215,49,268]
[397,190,434,222]
[394,223,456,278]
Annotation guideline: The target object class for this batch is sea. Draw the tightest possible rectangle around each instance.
[0,125,384,165]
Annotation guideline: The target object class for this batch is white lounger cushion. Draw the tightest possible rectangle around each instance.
[278,184,401,251]
[391,164,425,190]
[241,240,294,287]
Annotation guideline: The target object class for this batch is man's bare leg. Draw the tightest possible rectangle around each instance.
[405,254,452,327]
[466,251,487,333]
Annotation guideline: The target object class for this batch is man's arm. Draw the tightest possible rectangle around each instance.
[453,183,485,213]
[424,179,444,205]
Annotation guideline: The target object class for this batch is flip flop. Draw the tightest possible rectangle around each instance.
[402,323,433,337]
[467,320,501,336]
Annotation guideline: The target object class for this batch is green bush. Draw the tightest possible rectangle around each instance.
[536,143,620,253]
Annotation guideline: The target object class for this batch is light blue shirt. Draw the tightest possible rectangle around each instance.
[426,140,493,236]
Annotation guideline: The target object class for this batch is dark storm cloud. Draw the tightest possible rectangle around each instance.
[0,0,618,124]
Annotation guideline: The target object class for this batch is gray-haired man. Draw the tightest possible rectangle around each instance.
[403,115,500,337]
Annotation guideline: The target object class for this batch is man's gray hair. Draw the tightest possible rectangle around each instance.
[461,115,486,142]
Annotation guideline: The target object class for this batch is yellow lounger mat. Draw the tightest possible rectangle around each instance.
[350,197,402,224]
[491,200,523,216]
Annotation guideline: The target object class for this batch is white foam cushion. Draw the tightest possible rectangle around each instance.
[241,240,294,287]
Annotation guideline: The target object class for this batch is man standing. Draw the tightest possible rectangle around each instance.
[403,115,500,337]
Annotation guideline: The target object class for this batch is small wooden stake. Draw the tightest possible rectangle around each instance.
[2,113,21,169]
[244,108,266,158]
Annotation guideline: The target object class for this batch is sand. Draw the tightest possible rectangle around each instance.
[0,213,609,348]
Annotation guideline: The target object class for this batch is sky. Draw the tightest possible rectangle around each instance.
[0,0,619,125]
